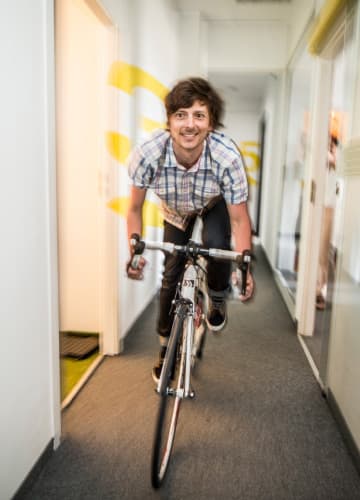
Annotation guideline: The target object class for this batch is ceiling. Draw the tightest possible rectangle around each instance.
[174,0,290,114]
[208,72,271,114]
[235,0,290,2]
[174,0,292,21]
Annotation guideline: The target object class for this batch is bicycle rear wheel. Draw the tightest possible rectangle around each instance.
[151,307,186,488]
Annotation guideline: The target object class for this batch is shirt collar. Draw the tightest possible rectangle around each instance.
[164,137,210,171]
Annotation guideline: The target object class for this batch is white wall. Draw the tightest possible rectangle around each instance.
[326,4,360,451]
[101,0,180,342]
[328,167,360,447]
[224,112,260,146]
[207,20,288,72]
[288,0,316,59]
[0,1,60,499]
[224,111,262,232]
[177,11,204,77]
[259,73,288,267]
[174,0,291,23]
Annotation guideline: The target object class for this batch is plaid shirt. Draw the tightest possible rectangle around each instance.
[128,129,248,229]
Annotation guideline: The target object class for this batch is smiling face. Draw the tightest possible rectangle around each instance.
[168,100,213,164]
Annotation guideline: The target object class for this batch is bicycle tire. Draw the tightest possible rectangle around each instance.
[191,291,207,368]
[151,306,187,488]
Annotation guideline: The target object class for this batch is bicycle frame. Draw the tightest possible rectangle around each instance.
[130,215,251,488]
[170,218,206,391]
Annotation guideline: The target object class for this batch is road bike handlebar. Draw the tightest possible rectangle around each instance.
[129,234,252,296]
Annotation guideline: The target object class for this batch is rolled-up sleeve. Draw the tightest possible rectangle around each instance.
[128,146,153,188]
[221,158,248,205]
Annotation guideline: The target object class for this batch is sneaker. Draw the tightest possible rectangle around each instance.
[152,346,167,384]
[206,298,227,332]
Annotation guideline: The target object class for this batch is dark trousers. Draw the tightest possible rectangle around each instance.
[157,197,232,337]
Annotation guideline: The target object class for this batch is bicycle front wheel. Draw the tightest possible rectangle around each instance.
[151,308,186,489]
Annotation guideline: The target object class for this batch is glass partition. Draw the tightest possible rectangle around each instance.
[276,49,314,302]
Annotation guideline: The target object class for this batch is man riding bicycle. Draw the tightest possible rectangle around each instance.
[126,77,254,382]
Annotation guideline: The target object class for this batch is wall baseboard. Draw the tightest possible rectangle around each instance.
[327,388,360,475]
[13,439,54,499]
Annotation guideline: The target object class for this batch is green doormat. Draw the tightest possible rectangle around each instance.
[60,351,99,400]
[60,332,99,360]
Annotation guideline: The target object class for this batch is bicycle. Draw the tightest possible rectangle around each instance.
[129,215,251,489]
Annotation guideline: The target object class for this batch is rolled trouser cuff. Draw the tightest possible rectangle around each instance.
[208,286,231,301]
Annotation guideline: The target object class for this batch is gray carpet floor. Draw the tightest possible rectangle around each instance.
[20,247,360,500]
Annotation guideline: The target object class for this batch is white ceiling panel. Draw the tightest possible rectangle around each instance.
[174,1,287,113]
[208,71,272,113]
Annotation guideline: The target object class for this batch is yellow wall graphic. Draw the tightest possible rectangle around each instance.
[108,61,168,101]
[106,62,169,229]
[106,131,131,164]
[141,116,166,133]
[239,141,260,186]
[108,196,163,230]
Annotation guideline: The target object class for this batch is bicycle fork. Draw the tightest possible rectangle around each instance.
[183,314,195,399]
[156,312,195,399]
[164,309,195,400]
[180,264,197,399]
[157,265,197,400]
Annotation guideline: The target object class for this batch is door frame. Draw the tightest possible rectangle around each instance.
[296,11,349,338]
[273,36,314,322]
[54,0,119,413]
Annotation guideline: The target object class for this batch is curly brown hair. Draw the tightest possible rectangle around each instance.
[165,77,224,129]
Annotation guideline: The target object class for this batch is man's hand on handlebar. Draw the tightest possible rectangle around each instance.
[127,233,146,280]
[126,254,147,280]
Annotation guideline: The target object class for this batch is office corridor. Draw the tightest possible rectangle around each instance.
[20,247,360,500]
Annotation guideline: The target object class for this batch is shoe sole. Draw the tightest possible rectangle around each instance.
[206,316,227,332]
[152,368,161,385]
